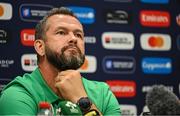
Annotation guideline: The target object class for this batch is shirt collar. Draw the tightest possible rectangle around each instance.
[31,68,60,103]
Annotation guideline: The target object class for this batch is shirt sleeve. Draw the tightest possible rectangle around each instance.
[0,84,37,115]
[102,83,121,116]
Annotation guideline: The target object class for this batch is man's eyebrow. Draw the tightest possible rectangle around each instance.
[74,29,84,35]
[55,26,84,34]
[54,26,67,32]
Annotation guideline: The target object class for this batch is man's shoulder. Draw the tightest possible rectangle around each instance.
[0,70,44,106]
[2,73,33,91]
[0,74,38,115]
[2,68,41,92]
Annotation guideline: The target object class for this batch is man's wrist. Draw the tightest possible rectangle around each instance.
[76,97,92,113]
[76,97,101,115]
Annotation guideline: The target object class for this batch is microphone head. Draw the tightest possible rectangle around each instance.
[58,101,82,115]
[146,85,180,115]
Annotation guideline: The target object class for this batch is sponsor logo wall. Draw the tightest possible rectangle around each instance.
[0,1,179,115]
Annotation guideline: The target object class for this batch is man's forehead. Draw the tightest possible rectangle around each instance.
[46,14,83,29]
[48,14,80,24]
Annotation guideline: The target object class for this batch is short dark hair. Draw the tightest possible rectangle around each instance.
[35,7,78,40]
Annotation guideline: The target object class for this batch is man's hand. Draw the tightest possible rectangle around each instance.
[55,70,102,115]
[54,70,87,103]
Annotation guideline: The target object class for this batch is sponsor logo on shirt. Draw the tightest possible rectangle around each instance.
[19,4,53,22]
[0,3,12,20]
[0,59,14,68]
[140,0,169,4]
[105,9,131,24]
[67,6,95,24]
[176,14,180,26]
[78,55,97,73]
[21,54,37,71]
[140,10,170,27]
[140,33,171,51]
[120,105,137,116]
[141,57,172,74]
[21,29,35,46]
[102,32,134,50]
[0,29,10,44]
[84,36,96,44]
[103,56,135,74]
[106,80,136,97]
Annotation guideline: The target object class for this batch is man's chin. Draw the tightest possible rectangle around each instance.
[57,63,82,71]
[64,52,81,59]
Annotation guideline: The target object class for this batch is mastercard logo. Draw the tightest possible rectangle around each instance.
[0,5,4,16]
[80,58,88,70]
[148,36,164,47]
[140,33,171,51]
[0,3,12,20]
[78,55,97,73]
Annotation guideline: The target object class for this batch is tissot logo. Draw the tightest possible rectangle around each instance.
[78,55,97,73]
[140,33,171,51]
[19,4,53,22]
[0,3,12,20]
[21,29,35,46]
[102,32,134,50]
[67,6,95,24]
[140,10,170,27]
[120,105,137,116]
[105,10,131,24]
[141,57,172,74]
[106,80,136,98]
[0,29,10,44]
[21,54,37,71]
[102,56,135,74]
[140,0,169,4]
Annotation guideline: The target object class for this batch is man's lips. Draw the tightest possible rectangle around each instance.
[64,46,79,54]
[62,45,81,54]
[66,46,78,50]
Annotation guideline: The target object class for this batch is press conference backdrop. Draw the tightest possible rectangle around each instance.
[0,0,180,115]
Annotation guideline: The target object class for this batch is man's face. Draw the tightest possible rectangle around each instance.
[44,14,85,71]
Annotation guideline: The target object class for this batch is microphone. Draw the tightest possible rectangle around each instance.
[145,85,180,115]
[57,101,82,115]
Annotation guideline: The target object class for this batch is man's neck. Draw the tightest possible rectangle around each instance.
[38,61,60,96]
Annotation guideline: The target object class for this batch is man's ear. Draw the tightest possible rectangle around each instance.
[34,39,45,56]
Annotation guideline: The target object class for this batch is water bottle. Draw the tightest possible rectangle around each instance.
[37,101,53,116]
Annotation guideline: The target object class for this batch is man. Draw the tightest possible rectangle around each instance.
[0,7,121,115]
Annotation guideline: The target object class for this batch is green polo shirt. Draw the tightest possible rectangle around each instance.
[0,68,120,115]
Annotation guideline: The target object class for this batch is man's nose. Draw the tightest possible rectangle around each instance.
[68,32,77,44]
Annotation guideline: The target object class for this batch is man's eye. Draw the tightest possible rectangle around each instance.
[57,31,65,35]
[75,33,83,39]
